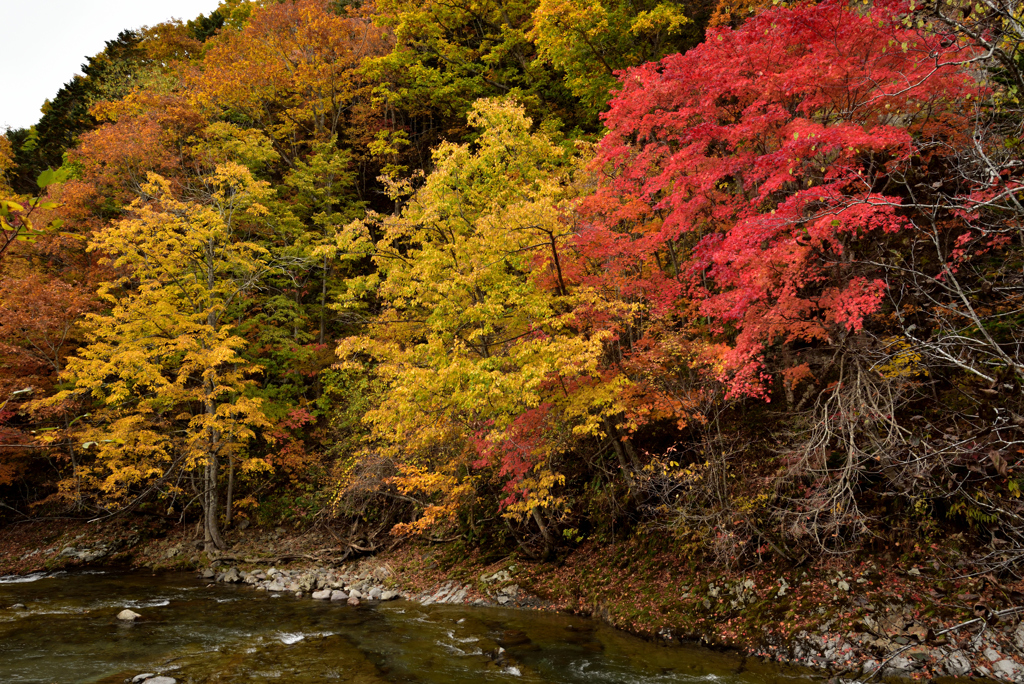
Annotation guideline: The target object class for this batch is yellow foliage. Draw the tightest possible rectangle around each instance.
[337,98,615,529]
[874,336,927,379]
[39,163,273,511]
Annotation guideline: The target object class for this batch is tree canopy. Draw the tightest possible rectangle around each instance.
[2,0,1023,572]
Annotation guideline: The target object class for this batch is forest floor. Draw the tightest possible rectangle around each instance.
[2,516,1023,681]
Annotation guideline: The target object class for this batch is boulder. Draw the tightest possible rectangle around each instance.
[883,655,917,673]
[76,548,108,562]
[200,568,215,580]
[330,590,347,601]
[945,654,971,678]
[144,678,177,684]
[994,659,1018,679]
[222,567,241,583]
[117,609,142,622]
[369,587,382,600]
[347,596,360,606]
[131,675,156,683]
[380,591,398,601]
[312,589,332,600]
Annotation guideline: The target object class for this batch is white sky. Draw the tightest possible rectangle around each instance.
[1,0,224,131]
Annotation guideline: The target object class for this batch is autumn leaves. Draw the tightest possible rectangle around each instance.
[1,0,1020,559]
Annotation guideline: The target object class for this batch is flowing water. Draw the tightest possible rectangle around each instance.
[0,570,816,684]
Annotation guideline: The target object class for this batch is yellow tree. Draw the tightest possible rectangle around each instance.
[338,99,615,553]
[45,163,273,550]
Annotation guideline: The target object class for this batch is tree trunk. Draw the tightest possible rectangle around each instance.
[203,452,225,551]
[225,454,235,527]
[604,417,636,494]
[319,254,329,345]
[531,507,555,561]
[203,370,226,552]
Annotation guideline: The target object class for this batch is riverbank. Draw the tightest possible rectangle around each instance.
[3,518,1023,682]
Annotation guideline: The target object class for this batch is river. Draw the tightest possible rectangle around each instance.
[1,570,815,684]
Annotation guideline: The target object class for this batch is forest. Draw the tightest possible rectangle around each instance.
[1,0,1022,575]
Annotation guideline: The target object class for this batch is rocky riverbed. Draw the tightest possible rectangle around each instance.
[200,561,534,609]
[198,556,1024,682]
[5,519,1024,682]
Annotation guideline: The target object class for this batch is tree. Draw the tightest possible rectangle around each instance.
[192,0,389,162]
[7,30,156,194]
[44,163,274,549]
[577,0,1024,552]
[338,98,606,549]
[529,0,697,117]
[580,0,981,398]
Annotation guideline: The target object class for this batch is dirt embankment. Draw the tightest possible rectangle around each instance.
[3,518,1024,682]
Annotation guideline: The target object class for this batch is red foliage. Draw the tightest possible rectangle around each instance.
[472,404,553,508]
[578,0,981,397]
[268,408,318,477]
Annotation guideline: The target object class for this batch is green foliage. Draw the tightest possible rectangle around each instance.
[530,0,697,116]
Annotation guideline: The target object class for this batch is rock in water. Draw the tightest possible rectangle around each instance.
[347,596,360,606]
[330,590,347,601]
[144,678,177,684]
[312,589,332,600]
[131,675,156,683]
[117,609,142,622]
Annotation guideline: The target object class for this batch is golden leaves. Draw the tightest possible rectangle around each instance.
[44,163,275,506]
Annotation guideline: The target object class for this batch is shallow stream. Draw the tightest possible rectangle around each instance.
[1,570,816,684]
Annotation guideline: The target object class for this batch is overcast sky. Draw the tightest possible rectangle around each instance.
[1,0,223,131]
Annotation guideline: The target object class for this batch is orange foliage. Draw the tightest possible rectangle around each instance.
[62,91,205,229]
[190,0,391,149]
[707,0,773,28]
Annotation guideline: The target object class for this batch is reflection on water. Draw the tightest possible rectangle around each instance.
[0,570,816,684]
